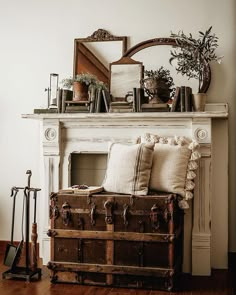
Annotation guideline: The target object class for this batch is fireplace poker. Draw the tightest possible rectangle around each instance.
[29,188,41,271]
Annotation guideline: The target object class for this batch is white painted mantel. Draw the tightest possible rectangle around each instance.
[22,103,228,276]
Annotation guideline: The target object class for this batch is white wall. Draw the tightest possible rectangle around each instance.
[0,0,235,255]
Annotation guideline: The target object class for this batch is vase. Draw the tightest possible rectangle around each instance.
[192,93,207,112]
[141,78,170,104]
[73,81,89,101]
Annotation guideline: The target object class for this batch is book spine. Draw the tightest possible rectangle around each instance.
[102,89,110,112]
[136,88,145,112]
[95,88,102,113]
[62,89,73,113]
[57,88,62,113]
[109,108,133,113]
[171,86,180,112]
[185,86,193,112]
[180,86,186,112]
[66,106,90,111]
[89,87,96,113]
[189,87,193,111]
[133,88,137,112]
[141,108,170,112]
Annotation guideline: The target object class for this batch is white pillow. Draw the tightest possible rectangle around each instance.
[103,142,154,195]
[140,133,201,209]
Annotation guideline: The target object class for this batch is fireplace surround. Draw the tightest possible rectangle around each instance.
[22,102,228,275]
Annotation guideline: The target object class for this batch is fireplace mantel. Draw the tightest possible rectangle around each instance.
[23,103,228,121]
[22,103,228,276]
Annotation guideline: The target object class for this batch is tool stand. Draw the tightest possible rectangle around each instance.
[2,170,42,281]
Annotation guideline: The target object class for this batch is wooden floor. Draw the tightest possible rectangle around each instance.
[0,260,235,295]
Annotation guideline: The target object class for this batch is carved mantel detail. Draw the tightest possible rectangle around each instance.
[45,128,57,141]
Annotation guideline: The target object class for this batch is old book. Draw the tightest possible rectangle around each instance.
[136,88,147,112]
[109,107,134,113]
[65,100,89,105]
[65,110,89,113]
[57,88,62,113]
[89,87,97,113]
[61,89,73,113]
[141,103,168,109]
[65,105,90,111]
[141,107,170,112]
[95,88,102,112]
[110,105,133,109]
[102,89,111,112]
[34,108,58,114]
[132,88,137,112]
[180,86,186,112]
[110,101,130,106]
[59,186,104,195]
[185,86,193,112]
[171,87,180,112]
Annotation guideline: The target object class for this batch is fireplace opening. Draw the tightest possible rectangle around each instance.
[71,153,108,187]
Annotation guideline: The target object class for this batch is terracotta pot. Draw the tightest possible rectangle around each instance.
[73,81,89,101]
[193,93,207,112]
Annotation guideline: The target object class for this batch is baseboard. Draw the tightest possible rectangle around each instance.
[228,252,236,271]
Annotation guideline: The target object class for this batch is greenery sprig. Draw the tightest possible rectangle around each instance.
[170,26,223,92]
[61,73,107,90]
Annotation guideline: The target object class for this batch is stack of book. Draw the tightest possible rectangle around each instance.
[89,88,111,113]
[171,86,193,112]
[141,103,170,112]
[59,185,104,195]
[65,100,90,113]
[109,101,134,113]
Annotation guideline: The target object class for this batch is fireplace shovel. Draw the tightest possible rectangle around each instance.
[3,187,23,268]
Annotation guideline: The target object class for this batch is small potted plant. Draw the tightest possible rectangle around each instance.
[169,26,223,110]
[61,73,99,101]
[141,66,175,103]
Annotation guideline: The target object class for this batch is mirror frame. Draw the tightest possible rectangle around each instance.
[123,37,211,93]
[73,29,127,84]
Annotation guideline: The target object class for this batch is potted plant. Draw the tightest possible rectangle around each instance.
[141,66,175,103]
[169,26,223,111]
[61,73,99,101]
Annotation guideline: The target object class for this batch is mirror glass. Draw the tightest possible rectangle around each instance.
[74,29,127,86]
[132,46,198,94]
[124,38,211,95]
[110,58,143,99]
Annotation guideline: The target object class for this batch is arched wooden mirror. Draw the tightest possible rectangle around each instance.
[123,38,211,94]
[73,29,127,86]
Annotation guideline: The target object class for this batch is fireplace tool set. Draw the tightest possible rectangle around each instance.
[2,170,42,281]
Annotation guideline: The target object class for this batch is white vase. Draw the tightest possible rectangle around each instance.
[192,93,207,112]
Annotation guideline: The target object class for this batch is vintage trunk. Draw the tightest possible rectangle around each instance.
[47,191,184,291]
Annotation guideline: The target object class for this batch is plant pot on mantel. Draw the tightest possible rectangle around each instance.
[192,93,207,112]
[73,81,89,101]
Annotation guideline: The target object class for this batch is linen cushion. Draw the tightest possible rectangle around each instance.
[140,133,201,209]
[103,142,154,195]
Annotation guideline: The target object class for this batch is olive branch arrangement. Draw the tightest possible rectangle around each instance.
[169,26,223,92]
